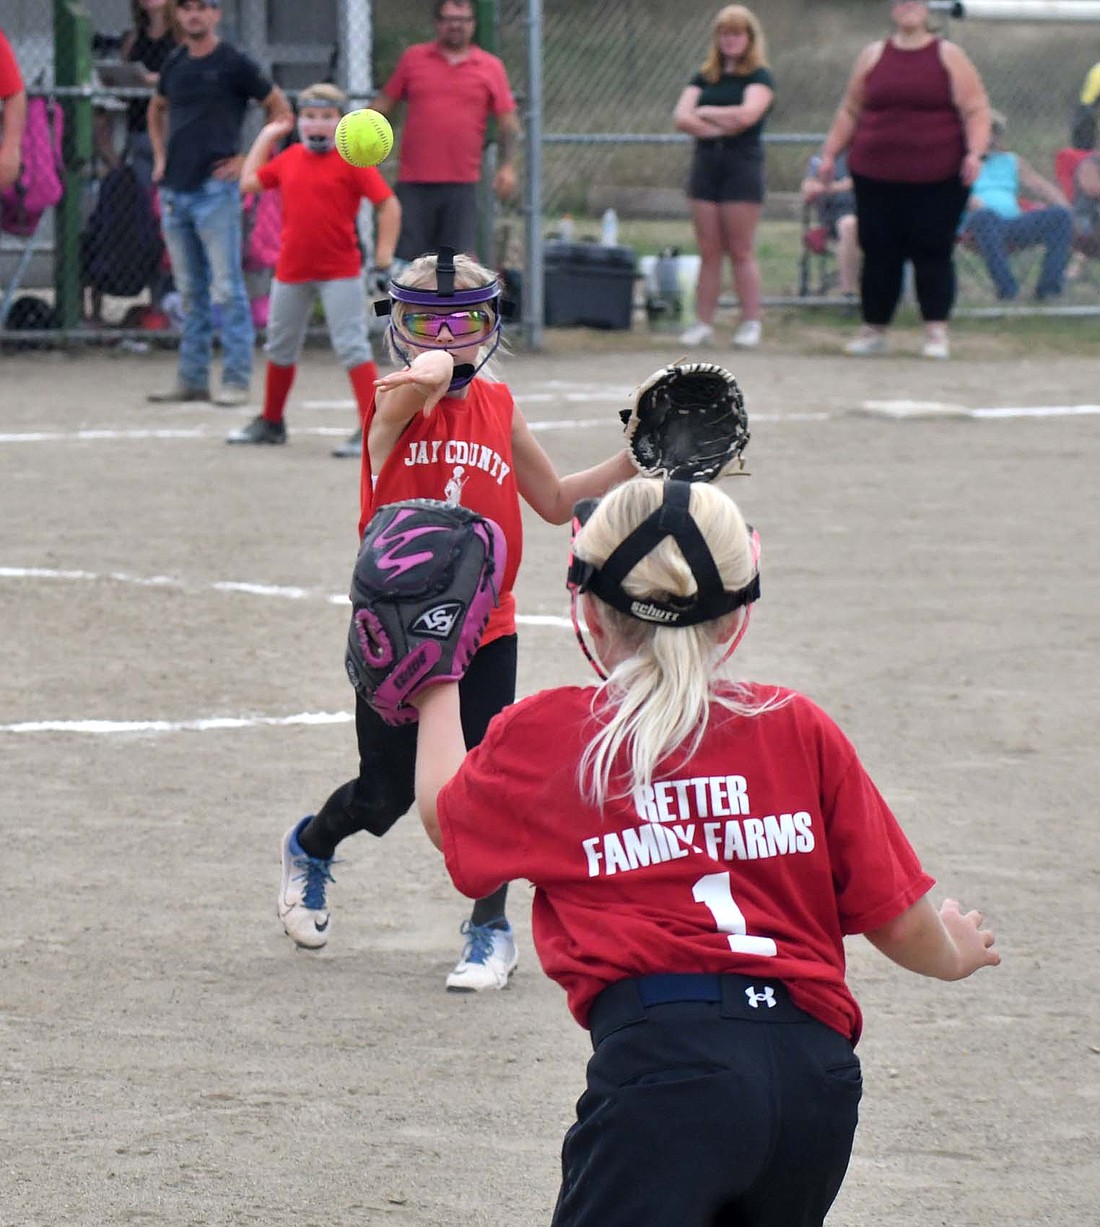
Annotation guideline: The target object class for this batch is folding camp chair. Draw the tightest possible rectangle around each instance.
[797,202,836,298]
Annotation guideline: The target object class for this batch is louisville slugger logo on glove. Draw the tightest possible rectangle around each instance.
[345,499,506,725]
[621,362,750,483]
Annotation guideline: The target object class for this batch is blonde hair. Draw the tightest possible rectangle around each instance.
[297,82,348,112]
[385,251,506,379]
[701,5,768,82]
[574,479,782,808]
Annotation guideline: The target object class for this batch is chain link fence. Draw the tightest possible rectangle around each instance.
[2,0,1098,347]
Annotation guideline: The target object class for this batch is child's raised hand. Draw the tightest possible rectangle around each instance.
[375,351,454,417]
[265,116,295,141]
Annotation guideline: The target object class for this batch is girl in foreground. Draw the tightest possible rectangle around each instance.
[412,477,999,1227]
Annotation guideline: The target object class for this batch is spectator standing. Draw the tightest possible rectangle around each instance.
[146,0,290,407]
[819,0,990,360]
[0,25,27,192]
[673,5,774,349]
[371,0,519,262]
[960,110,1071,302]
[410,477,1000,1227]
[801,149,859,298]
[228,84,401,454]
[94,0,182,189]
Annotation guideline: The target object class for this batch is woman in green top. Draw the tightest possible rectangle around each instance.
[673,5,774,350]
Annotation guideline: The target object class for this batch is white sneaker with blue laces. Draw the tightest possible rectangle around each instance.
[278,817,335,950]
[445,919,518,992]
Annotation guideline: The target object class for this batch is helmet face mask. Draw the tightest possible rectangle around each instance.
[375,246,506,391]
[298,109,340,154]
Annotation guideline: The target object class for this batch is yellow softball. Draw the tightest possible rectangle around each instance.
[334,109,394,168]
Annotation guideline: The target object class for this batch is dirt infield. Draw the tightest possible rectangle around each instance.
[2,337,1098,1226]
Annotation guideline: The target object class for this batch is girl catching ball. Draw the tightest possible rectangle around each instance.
[410,477,1000,1224]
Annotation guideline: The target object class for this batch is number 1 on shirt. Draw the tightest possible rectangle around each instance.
[692,871,778,956]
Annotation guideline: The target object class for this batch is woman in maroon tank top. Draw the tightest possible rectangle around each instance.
[818,1,990,359]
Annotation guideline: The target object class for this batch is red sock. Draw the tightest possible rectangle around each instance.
[263,362,295,425]
[348,361,379,431]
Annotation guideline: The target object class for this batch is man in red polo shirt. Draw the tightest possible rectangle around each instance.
[0,27,27,191]
[372,0,519,261]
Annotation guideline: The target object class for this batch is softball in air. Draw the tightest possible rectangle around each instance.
[335,109,394,168]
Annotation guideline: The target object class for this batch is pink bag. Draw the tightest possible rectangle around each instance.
[1,97,65,237]
[242,189,282,272]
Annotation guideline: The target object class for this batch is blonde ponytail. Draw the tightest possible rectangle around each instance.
[574,480,782,808]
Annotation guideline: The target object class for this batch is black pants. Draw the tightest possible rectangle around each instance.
[552,974,861,1227]
[303,634,518,918]
[852,172,970,325]
[394,182,480,261]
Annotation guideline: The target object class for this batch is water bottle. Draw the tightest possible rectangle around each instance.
[656,246,681,317]
[600,207,619,247]
[559,213,575,241]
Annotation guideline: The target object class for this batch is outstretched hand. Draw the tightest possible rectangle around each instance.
[375,352,455,417]
[940,898,1000,979]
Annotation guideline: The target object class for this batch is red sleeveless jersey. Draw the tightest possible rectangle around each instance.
[360,378,523,645]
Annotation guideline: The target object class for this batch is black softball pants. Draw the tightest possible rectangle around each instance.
[552,974,861,1227]
[852,172,971,326]
[302,633,518,922]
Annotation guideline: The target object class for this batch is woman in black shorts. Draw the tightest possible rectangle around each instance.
[673,5,774,349]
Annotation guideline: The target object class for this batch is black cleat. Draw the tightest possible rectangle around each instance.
[226,414,287,446]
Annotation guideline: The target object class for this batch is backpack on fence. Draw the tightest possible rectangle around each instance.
[0,97,65,237]
[81,164,164,297]
[243,188,282,272]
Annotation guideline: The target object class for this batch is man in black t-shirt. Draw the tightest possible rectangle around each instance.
[147,0,289,406]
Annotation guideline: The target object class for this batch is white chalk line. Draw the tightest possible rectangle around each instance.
[1,402,1096,446]
[0,563,580,736]
[1,562,577,627]
[1,711,354,735]
[860,400,1100,420]
[0,410,832,446]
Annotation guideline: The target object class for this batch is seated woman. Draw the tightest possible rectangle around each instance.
[960,110,1072,301]
[800,148,859,297]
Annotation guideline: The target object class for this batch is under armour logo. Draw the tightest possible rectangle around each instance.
[745,986,776,1010]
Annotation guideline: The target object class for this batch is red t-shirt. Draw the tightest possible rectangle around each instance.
[0,30,24,100]
[382,42,515,183]
[361,378,522,644]
[438,685,935,1041]
[256,144,392,283]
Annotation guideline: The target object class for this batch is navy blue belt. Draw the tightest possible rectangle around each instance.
[587,973,806,1048]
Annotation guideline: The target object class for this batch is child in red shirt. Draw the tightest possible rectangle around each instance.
[0,27,27,192]
[277,247,637,991]
[230,83,400,454]
[410,477,1001,1226]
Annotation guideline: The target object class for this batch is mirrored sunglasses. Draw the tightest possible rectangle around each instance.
[399,307,495,343]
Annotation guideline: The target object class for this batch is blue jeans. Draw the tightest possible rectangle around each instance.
[963,206,1073,300]
[160,179,254,389]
